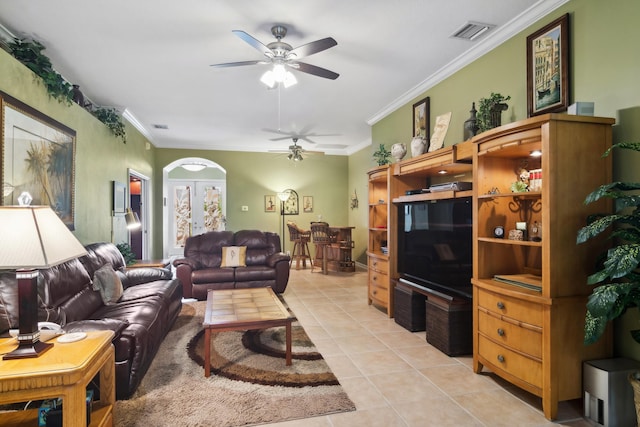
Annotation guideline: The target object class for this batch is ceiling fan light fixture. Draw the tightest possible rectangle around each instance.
[283,71,297,88]
[260,70,276,88]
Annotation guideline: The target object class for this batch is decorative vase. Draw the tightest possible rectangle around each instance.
[71,84,84,106]
[463,102,478,140]
[391,143,407,162]
[410,136,427,157]
[489,103,509,129]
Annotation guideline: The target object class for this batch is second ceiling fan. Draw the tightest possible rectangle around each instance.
[211,25,339,84]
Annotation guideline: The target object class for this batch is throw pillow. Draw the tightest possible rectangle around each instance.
[92,264,124,305]
[220,246,247,267]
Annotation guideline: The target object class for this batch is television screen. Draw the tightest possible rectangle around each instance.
[397,197,473,299]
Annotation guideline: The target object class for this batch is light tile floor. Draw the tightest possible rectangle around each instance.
[266,268,596,427]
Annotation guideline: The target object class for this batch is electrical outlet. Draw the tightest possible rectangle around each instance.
[241,205,248,211]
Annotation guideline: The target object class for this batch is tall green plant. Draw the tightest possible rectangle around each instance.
[116,242,137,266]
[8,39,73,105]
[577,141,640,345]
[477,92,510,133]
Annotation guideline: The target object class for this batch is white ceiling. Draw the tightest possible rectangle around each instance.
[0,0,565,156]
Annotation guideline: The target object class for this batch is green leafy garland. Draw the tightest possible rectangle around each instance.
[7,38,127,143]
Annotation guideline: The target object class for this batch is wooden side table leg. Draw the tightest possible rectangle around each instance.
[285,321,292,366]
[61,385,85,427]
[204,328,211,377]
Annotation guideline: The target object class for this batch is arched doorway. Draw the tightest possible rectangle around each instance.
[162,158,227,257]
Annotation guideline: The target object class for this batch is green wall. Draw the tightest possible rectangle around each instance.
[357,0,640,359]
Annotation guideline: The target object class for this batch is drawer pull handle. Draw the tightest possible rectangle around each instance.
[373,261,377,267]
[497,355,505,363]
[497,328,505,336]
[497,302,505,310]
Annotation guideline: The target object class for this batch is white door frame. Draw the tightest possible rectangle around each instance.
[128,168,150,259]
[162,158,227,258]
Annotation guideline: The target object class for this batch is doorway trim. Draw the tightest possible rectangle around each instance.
[162,158,227,258]
[129,168,150,259]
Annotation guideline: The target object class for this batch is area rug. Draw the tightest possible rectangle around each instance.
[114,300,356,427]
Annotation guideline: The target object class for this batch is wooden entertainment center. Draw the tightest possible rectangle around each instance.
[367,114,614,420]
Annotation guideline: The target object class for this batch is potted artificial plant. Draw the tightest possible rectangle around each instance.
[372,144,391,166]
[476,92,511,133]
[577,141,640,420]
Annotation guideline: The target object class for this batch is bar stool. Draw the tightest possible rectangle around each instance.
[310,222,336,274]
[287,221,312,270]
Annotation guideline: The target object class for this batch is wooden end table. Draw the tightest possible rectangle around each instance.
[129,259,170,269]
[203,287,294,377]
[0,330,115,427]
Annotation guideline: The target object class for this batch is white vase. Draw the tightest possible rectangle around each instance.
[391,143,407,162]
[411,136,427,157]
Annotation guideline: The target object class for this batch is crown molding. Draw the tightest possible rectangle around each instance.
[367,0,570,126]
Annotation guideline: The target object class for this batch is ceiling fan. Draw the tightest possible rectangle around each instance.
[269,138,323,161]
[211,25,339,83]
[263,126,344,147]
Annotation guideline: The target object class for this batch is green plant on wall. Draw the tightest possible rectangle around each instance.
[372,144,391,166]
[92,107,127,144]
[8,38,73,105]
[477,92,511,133]
[577,141,640,345]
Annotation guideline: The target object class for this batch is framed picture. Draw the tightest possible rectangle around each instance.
[282,189,299,215]
[526,13,569,116]
[303,196,313,213]
[429,112,452,152]
[1,91,77,229]
[264,195,276,212]
[113,181,126,214]
[412,97,430,139]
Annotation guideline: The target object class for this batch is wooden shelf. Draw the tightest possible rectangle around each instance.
[393,189,472,203]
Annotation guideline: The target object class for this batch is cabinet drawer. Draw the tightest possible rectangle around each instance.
[477,288,542,327]
[369,282,389,305]
[369,269,389,289]
[477,310,542,358]
[478,335,542,389]
[368,257,389,274]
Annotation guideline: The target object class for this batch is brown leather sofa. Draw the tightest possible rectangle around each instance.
[173,230,290,300]
[0,242,182,400]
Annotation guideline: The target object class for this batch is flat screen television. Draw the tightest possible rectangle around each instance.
[397,197,473,299]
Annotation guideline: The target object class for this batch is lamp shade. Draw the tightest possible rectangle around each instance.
[0,206,87,269]
[125,208,141,229]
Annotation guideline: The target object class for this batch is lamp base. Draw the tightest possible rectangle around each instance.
[3,339,53,360]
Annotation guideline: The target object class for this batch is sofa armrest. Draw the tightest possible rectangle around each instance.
[63,318,129,341]
[123,267,172,288]
[174,263,195,299]
[266,252,291,268]
[173,257,201,270]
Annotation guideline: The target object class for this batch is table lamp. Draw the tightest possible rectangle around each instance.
[0,193,87,359]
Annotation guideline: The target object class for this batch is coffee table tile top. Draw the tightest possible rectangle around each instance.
[204,288,292,326]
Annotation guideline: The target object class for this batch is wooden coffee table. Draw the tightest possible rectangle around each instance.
[203,287,294,377]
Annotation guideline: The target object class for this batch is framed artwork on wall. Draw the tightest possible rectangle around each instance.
[412,97,430,139]
[527,13,569,116]
[112,181,126,214]
[303,196,313,213]
[265,195,276,212]
[282,189,299,215]
[1,90,77,229]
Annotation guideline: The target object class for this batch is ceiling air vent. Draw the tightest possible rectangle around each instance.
[451,21,495,41]
[152,124,169,130]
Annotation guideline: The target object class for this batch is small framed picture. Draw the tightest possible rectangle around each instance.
[526,13,569,116]
[303,196,313,213]
[264,195,276,212]
[412,97,430,139]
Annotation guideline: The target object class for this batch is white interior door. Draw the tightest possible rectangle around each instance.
[167,179,226,256]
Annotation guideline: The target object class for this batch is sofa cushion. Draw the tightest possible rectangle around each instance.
[39,258,93,308]
[184,231,234,269]
[191,268,235,284]
[234,230,280,266]
[234,265,277,282]
[92,264,124,305]
[80,242,127,277]
[221,246,246,267]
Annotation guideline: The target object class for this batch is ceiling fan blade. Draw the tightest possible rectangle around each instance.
[289,61,339,80]
[268,135,293,142]
[232,30,273,57]
[288,37,337,59]
[210,60,267,68]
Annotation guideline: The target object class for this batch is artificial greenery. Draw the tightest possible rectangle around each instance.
[116,242,137,266]
[8,38,73,105]
[477,92,511,133]
[577,141,640,345]
[92,107,127,144]
[372,144,391,166]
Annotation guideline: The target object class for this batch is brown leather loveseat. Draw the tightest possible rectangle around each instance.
[173,230,290,300]
[0,242,182,400]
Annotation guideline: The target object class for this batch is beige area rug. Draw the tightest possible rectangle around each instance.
[114,300,356,427]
